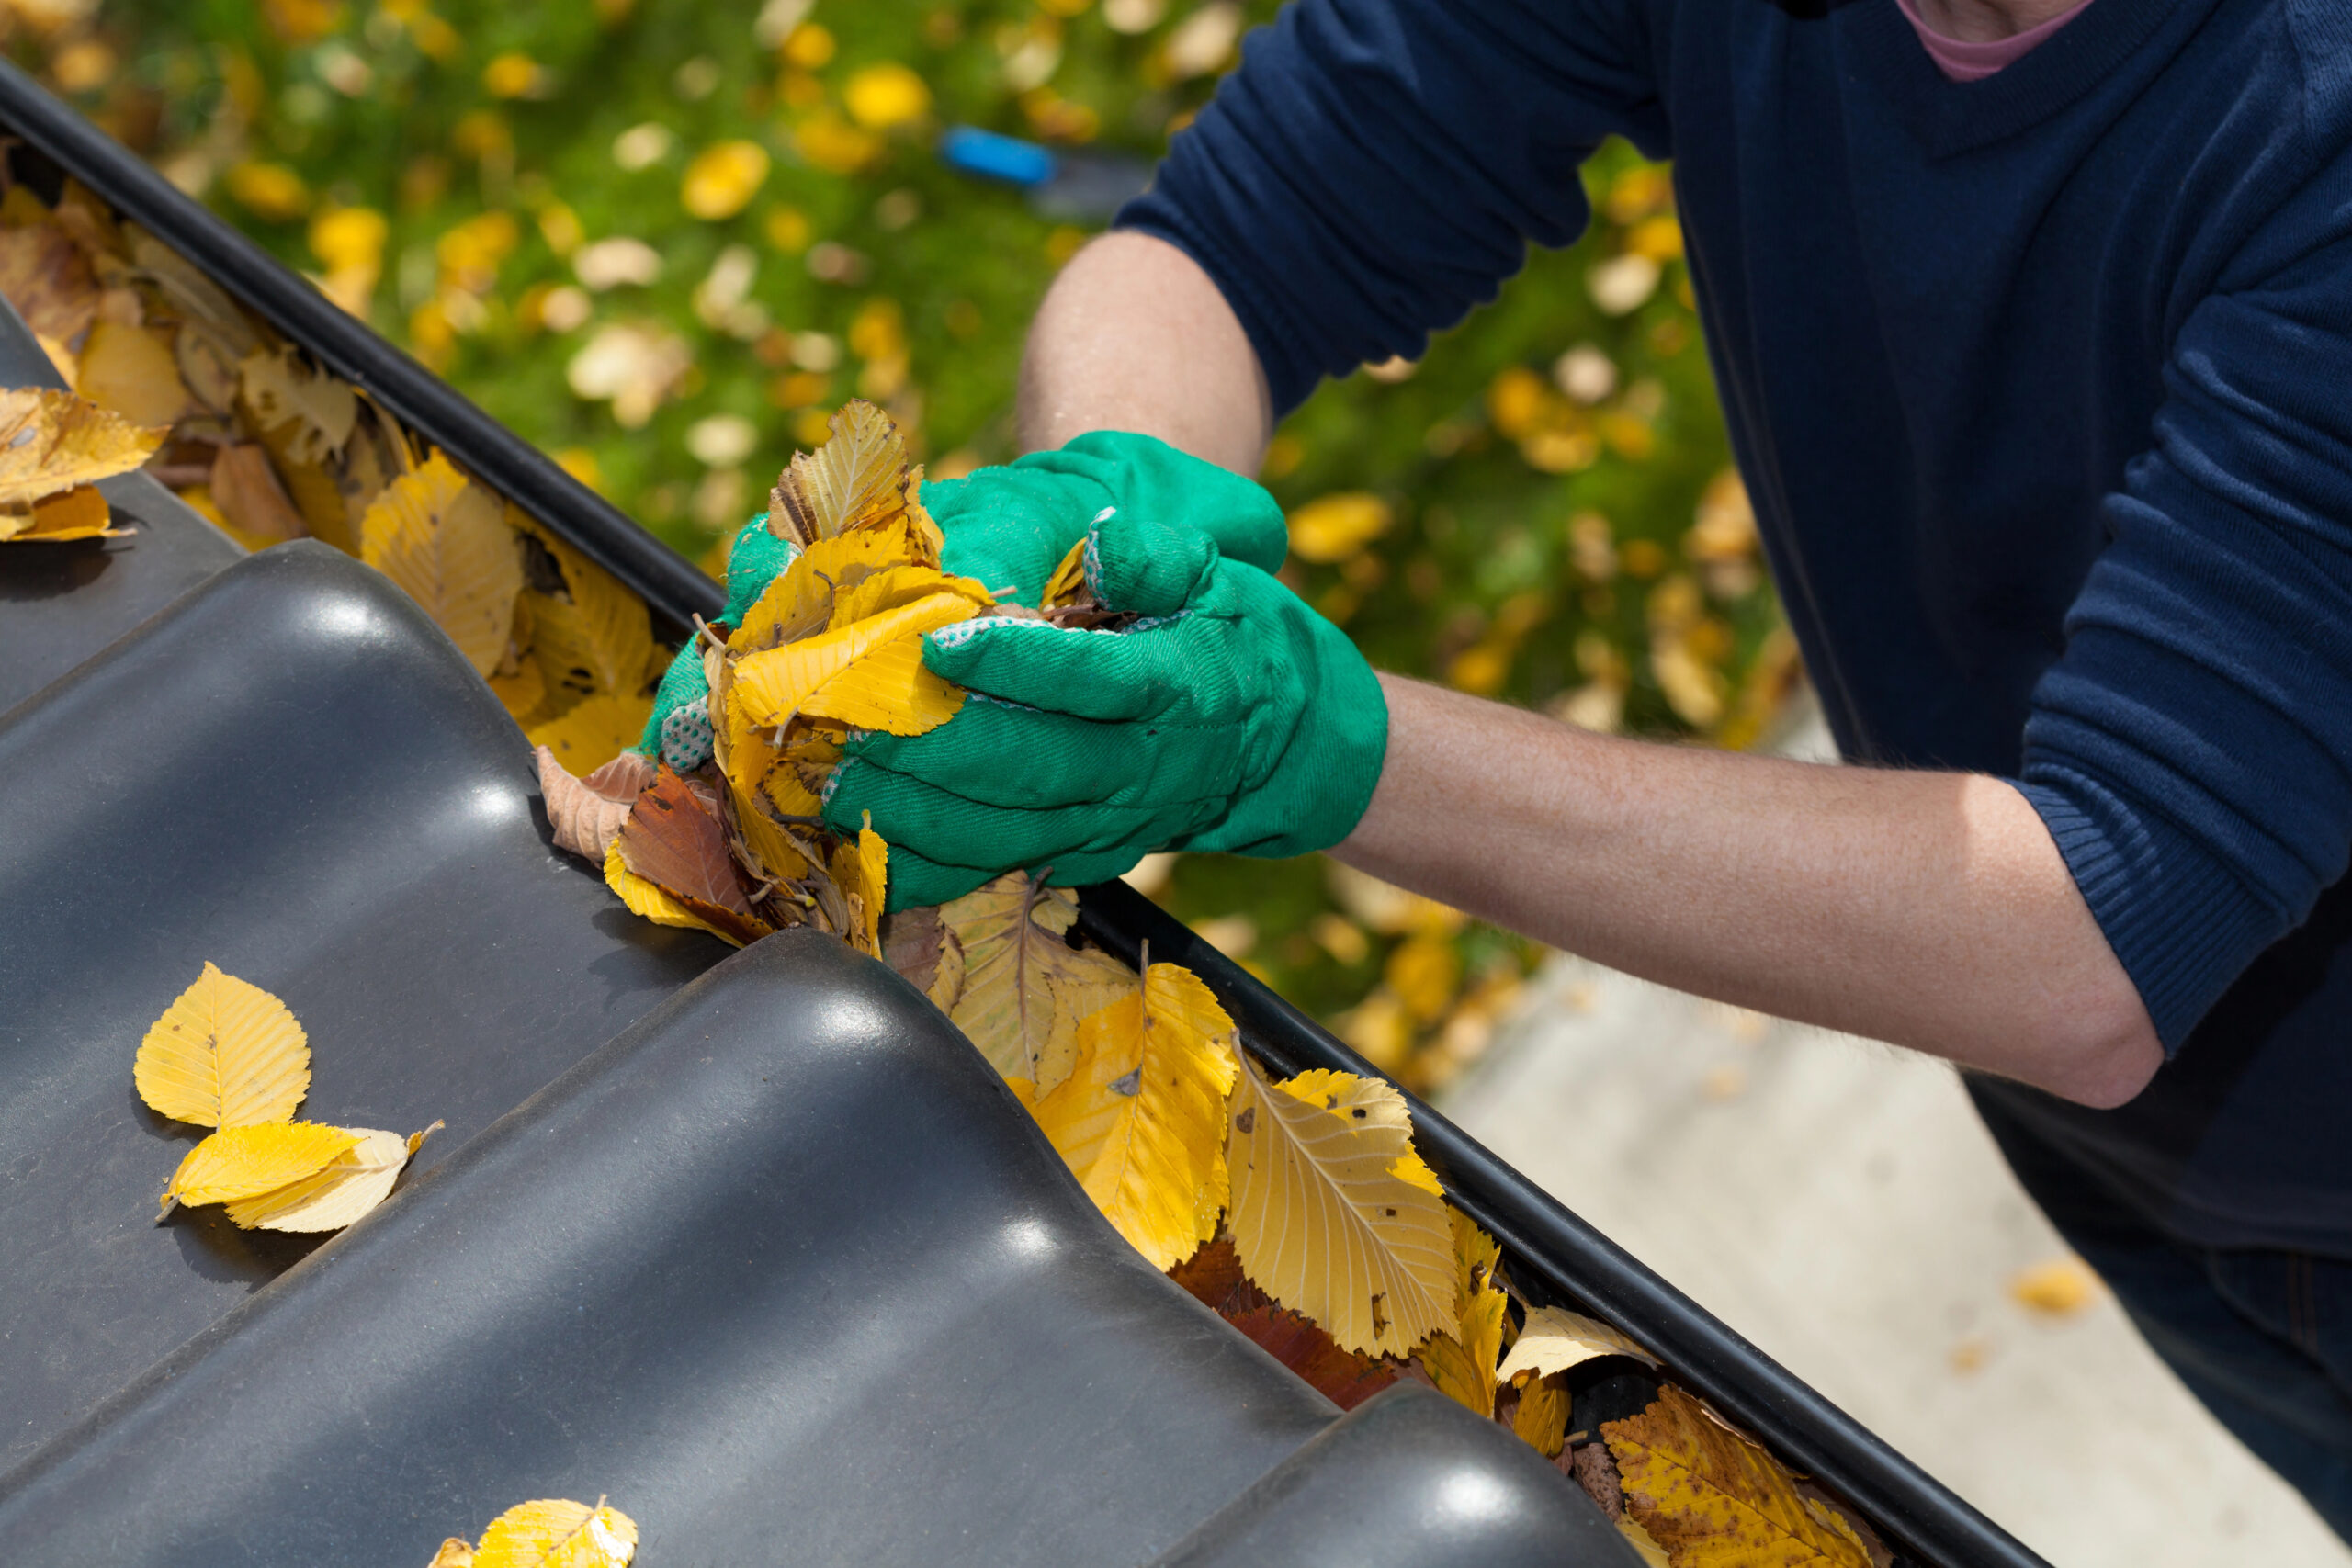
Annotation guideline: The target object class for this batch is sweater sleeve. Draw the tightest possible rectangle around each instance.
[2018,215,2352,1050]
[1116,0,1669,414]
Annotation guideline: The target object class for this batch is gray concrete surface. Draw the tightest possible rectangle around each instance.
[1442,960,2352,1568]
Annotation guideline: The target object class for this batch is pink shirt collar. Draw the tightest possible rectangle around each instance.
[1892,0,2095,81]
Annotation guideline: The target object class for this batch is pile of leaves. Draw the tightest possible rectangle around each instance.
[33,0,1795,1091]
[539,405,1894,1568]
[0,171,669,771]
[136,962,437,1233]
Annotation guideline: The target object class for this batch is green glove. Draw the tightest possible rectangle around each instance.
[636,513,799,769]
[927,429,1289,605]
[823,511,1390,909]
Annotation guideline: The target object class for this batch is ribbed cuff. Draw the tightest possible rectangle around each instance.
[2014,775,2283,1052]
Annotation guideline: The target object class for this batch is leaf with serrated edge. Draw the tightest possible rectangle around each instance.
[360,451,523,677]
[829,819,888,954]
[1512,1375,1571,1458]
[1033,963,1239,1269]
[162,1122,359,1217]
[733,530,900,652]
[604,839,739,946]
[224,1122,440,1232]
[943,874,1135,1093]
[829,562,994,629]
[134,961,310,1128]
[425,1539,477,1568]
[518,514,657,699]
[1417,1207,1508,1416]
[800,633,967,734]
[473,1497,639,1568]
[731,591,977,728]
[774,399,908,545]
[527,693,654,778]
[1498,1305,1660,1384]
[0,386,163,510]
[1604,1385,1872,1568]
[1226,1060,1455,1358]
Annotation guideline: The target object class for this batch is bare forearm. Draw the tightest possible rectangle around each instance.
[1017,231,1273,471]
[1337,676,2163,1107]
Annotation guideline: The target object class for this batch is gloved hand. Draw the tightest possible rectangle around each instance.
[928,429,1289,604]
[639,431,1289,771]
[636,512,799,769]
[822,511,1390,909]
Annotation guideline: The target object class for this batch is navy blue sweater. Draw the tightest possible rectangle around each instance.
[1123,0,2352,1252]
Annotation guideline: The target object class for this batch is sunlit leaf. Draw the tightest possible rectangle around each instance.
[134,961,310,1129]
[161,1122,357,1218]
[359,451,524,678]
[0,386,164,511]
[473,1497,639,1568]
[942,873,1136,1093]
[222,1122,440,1232]
[1604,1385,1873,1568]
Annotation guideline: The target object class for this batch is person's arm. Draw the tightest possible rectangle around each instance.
[1019,233,2163,1109]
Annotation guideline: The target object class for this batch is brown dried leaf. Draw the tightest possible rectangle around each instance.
[0,220,96,343]
[616,765,773,946]
[209,442,307,544]
[537,744,654,862]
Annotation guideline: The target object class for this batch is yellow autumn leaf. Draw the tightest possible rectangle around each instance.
[0,386,165,511]
[2008,1256,2101,1318]
[843,62,932,130]
[426,1539,477,1568]
[76,321,196,429]
[473,1497,638,1568]
[942,873,1137,1094]
[1618,1517,1673,1568]
[221,1122,439,1232]
[769,399,910,546]
[1225,1059,1456,1358]
[0,484,124,542]
[134,961,311,1129]
[1498,1304,1660,1385]
[360,451,525,678]
[1042,537,1089,607]
[1286,491,1392,565]
[161,1122,359,1218]
[527,694,653,777]
[711,658,809,884]
[1511,1373,1571,1457]
[238,344,357,465]
[830,819,888,954]
[603,837,739,946]
[682,140,771,221]
[1417,1207,1507,1417]
[803,632,967,734]
[1033,963,1239,1269]
[827,562,994,630]
[514,513,659,700]
[732,529,906,651]
[764,725,843,818]
[730,591,976,729]
[1604,1385,1873,1568]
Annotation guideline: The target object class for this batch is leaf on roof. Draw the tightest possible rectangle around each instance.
[942,873,1135,1093]
[221,1122,441,1232]
[1604,1384,1874,1568]
[1033,961,1239,1269]
[0,385,164,511]
[159,1122,358,1220]
[134,961,310,1129]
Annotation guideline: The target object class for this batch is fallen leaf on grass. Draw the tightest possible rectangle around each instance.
[1604,1384,1872,1568]
[537,746,656,861]
[360,451,524,678]
[134,961,311,1128]
[1033,962,1239,1268]
[1225,1059,1456,1358]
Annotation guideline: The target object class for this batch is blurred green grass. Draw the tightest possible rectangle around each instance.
[19,0,1792,1090]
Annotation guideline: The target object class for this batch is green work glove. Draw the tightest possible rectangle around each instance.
[927,429,1289,605]
[823,511,1390,909]
[636,513,799,769]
